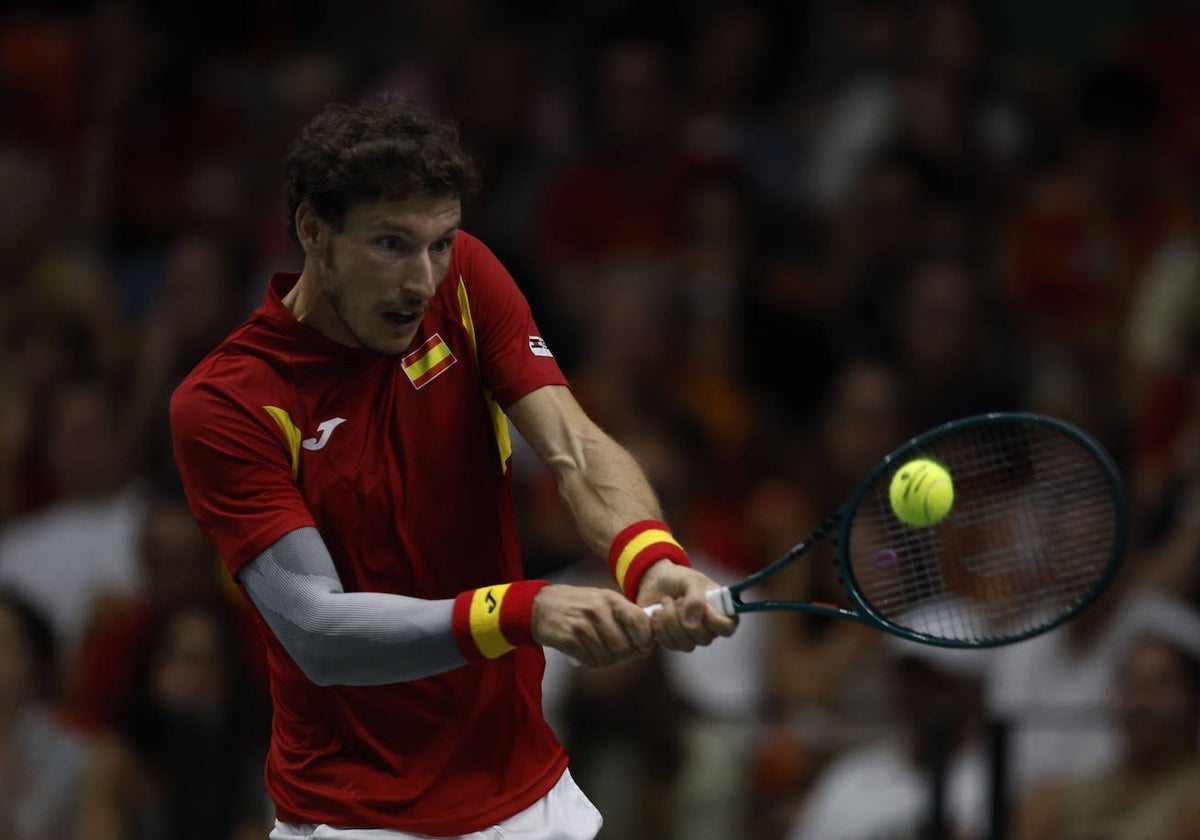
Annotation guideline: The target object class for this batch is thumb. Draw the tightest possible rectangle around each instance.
[682,580,710,629]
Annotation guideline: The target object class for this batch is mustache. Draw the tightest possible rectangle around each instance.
[380,296,430,310]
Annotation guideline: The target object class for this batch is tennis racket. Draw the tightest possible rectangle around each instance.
[661,412,1127,648]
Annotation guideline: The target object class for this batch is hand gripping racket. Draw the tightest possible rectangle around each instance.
[659,412,1127,648]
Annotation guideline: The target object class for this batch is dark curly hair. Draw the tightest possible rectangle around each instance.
[284,95,479,242]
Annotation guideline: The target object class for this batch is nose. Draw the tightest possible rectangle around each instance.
[404,252,439,303]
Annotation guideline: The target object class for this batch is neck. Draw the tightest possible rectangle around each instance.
[282,268,357,348]
[281,268,319,323]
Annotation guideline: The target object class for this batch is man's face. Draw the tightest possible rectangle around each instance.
[313,196,460,356]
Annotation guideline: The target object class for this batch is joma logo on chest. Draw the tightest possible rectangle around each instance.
[302,417,348,451]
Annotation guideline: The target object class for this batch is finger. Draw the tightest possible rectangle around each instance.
[614,600,655,652]
[652,597,697,652]
[703,608,739,638]
[565,642,598,669]
[682,614,718,647]
[673,581,723,646]
[679,588,709,632]
[563,615,618,667]
[573,642,614,668]
[592,601,644,664]
[612,614,655,663]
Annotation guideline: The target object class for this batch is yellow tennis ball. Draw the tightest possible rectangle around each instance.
[889,458,954,527]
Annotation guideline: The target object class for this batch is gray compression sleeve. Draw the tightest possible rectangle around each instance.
[237,527,467,686]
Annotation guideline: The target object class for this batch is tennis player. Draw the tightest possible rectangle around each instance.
[170,96,737,840]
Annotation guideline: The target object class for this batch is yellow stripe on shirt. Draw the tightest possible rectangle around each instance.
[456,276,513,471]
[262,405,302,479]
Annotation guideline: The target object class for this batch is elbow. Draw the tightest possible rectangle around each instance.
[543,449,585,482]
[290,648,343,686]
[282,637,346,687]
[301,663,342,687]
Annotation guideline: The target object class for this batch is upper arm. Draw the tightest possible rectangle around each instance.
[454,234,568,405]
[170,377,315,576]
[237,527,463,686]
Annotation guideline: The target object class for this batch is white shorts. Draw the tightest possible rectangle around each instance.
[269,769,602,840]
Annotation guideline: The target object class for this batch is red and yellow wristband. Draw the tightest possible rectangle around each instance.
[607,519,690,601]
[451,580,549,662]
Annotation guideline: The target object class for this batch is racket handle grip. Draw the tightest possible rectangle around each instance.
[641,586,736,617]
[563,587,735,667]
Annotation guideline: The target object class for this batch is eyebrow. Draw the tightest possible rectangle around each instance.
[372,222,461,239]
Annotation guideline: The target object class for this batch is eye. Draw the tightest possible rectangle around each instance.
[379,236,401,251]
[430,236,455,255]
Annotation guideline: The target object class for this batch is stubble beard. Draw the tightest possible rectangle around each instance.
[318,241,403,358]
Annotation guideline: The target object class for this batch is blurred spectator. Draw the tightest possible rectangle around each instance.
[531,27,690,281]
[785,642,994,840]
[0,142,128,518]
[0,379,145,662]
[1001,60,1189,364]
[679,3,801,209]
[5,2,1200,838]
[632,417,769,840]
[763,359,908,709]
[68,494,266,732]
[1127,368,1200,608]
[884,254,1022,428]
[671,161,762,475]
[441,25,575,263]
[1123,228,1200,517]
[987,585,1200,795]
[127,231,254,482]
[0,589,85,840]
[800,0,910,212]
[76,598,270,840]
[1012,630,1200,840]
[751,359,908,834]
[1121,0,1200,175]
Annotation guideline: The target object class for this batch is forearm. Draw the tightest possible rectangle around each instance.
[550,424,664,558]
[239,528,544,685]
[546,423,696,599]
[508,387,692,600]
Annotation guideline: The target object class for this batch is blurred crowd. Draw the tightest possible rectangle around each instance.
[2,0,1200,838]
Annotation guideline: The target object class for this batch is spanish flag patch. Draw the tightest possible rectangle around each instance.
[401,333,456,389]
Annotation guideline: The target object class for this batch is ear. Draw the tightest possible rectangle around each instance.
[294,202,326,257]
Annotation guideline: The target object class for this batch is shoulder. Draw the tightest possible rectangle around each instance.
[450,231,514,292]
[452,229,487,261]
[171,329,292,426]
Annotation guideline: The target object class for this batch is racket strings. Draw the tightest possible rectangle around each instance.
[847,420,1119,644]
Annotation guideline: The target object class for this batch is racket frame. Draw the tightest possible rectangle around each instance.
[718,412,1128,647]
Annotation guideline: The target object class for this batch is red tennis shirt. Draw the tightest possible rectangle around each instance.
[170,232,570,834]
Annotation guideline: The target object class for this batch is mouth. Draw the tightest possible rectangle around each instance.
[382,309,423,329]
